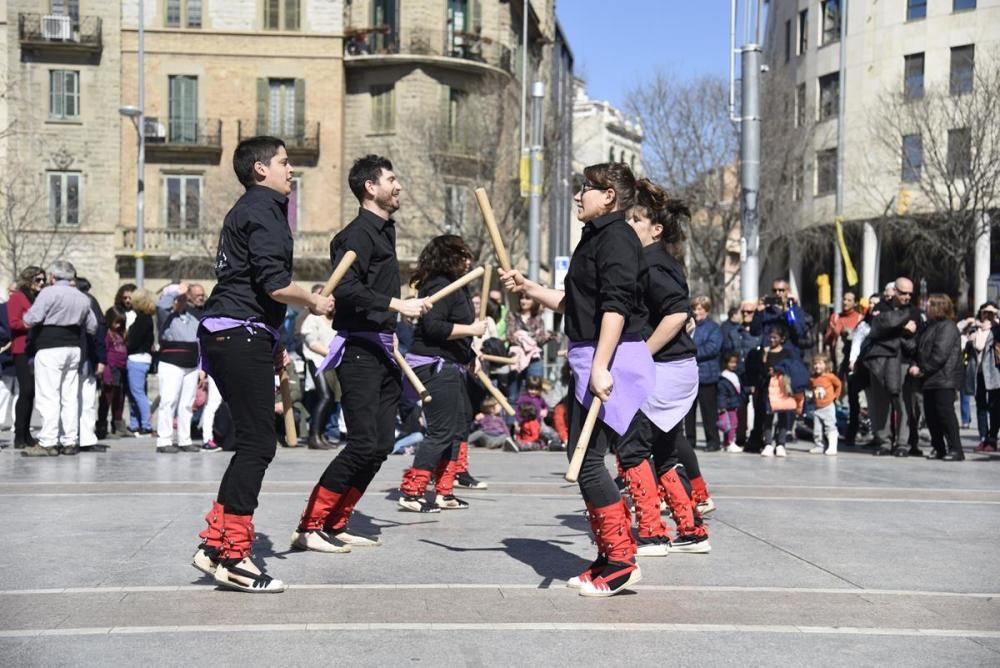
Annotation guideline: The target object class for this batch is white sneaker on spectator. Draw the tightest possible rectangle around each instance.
[725,443,744,453]
[809,446,825,454]
[775,445,787,458]
[760,444,775,457]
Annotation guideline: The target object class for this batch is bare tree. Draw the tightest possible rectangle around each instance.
[865,54,1000,302]
[627,72,741,310]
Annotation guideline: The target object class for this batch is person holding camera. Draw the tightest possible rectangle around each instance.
[961,302,1000,452]
[750,280,809,353]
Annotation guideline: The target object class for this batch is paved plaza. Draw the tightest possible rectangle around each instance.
[1,434,998,666]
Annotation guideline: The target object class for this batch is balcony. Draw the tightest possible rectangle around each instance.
[18,13,102,56]
[345,26,514,77]
[238,120,320,165]
[144,118,223,163]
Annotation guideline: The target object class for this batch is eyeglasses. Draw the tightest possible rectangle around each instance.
[579,182,605,195]
[897,290,912,296]
[741,310,755,314]
[32,277,45,284]
[773,288,787,294]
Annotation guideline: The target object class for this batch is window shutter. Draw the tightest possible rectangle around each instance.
[294,78,306,142]
[471,0,482,30]
[256,78,269,135]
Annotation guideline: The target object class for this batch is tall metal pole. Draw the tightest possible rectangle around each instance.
[520,0,528,154]
[739,41,762,304]
[528,81,545,282]
[135,0,146,288]
[832,0,848,309]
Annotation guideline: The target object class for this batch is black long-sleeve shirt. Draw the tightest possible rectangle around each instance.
[202,185,293,330]
[641,244,696,362]
[409,275,475,364]
[331,208,400,334]
[126,313,154,355]
[563,210,646,342]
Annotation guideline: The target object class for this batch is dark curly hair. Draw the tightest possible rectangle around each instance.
[410,234,473,289]
[633,178,691,265]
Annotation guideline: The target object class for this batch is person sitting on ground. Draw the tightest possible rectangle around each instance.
[468,397,513,449]
[511,402,545,452]
[515,375,564,449]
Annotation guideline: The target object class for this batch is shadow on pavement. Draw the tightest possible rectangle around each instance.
[418,536,591,583]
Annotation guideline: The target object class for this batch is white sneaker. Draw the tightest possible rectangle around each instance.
[332,528,383,547]
[809,446,825,454]
[775,445,787,458]
[290,529,352,553]
[825,447,838,456]
[725,443,744,453]
[697,497,716,515]
[761,444,775,457]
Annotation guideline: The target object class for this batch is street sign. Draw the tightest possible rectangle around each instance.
[554,255,570,290]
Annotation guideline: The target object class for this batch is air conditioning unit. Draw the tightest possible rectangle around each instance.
[41,15,72,41]
[144,117,166,142]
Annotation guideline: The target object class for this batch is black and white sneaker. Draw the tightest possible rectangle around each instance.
[636,535,670,557]
[214,557,286,593]
[436,494,469,510]
[455,472,488,489]
[671,533,711,554]
[191,543,221,576]
[398,494,441,513]
[289,529,352,553]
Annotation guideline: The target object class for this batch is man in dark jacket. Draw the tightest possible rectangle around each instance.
[862,276,923,457]
[76,277,107,451]
[750,279,809,352]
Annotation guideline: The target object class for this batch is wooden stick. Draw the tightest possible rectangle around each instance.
[481,354,516,366]
[279,368,297,446]
[475,369,516,416]
[479,262,492,321]
[321,250,358,297]
[474,188,512,271]
[394,349,432,402]
[565,399,602,483]
[425,266,485,305]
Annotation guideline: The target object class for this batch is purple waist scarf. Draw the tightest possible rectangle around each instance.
[198,316,281,382]
[641,357,699,433]
[401,353,469,402]
[567,335,655,435]
[316,331,395,375]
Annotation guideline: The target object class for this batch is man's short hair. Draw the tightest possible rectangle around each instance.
[348,154,393,203]
[233,136,286,189]
[47,260,76,282]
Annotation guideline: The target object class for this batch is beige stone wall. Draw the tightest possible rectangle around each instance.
[4,0,121,307]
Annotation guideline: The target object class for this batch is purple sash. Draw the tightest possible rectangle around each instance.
[198,316,282,382]
[401,353,469,402]
[567,336,655,435]
[641,357,698,433]
[316,331,395,375]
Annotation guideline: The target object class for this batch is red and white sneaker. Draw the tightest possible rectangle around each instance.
[566,556,607,589]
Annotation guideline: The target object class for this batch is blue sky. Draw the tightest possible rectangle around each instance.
[556,0,734,108]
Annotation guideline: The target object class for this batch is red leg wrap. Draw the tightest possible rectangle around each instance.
[326,486,364,532]
[297,484,343,532]
[659,468,707,537]
[591,498,636,563]
[400,467,433,497]
[621,461,669,539]
[456,441,470,474]
[690,475,710,504]
[434,459,458,496]
[219,513,255,560]
[198,500,225,549]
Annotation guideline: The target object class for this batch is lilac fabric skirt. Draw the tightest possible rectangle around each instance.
[317,331,395,375]
[567,337,655,436]
[641,357,698,433]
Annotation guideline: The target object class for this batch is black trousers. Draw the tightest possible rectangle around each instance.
[307,361,336,439]
[318,340,400,494]
[923,388,962,455]
[618,412,693,490]
[684,383,720,450]
[412,363,471,472]
[761,411,794,445]
[13,353,34,443]
[567,376,620,508]
[202,328,277,516]
[975,371,1000,443]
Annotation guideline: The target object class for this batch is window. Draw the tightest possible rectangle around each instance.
[608,147,615,162]
[168,75,198,142]
[50,0,79,24]
[288,177,300,233]
[795,83,806,127]
[371,84,395,134]
[268,79,296,137]
[816,148,837,195]
[907,0,926,20]
[903,53,924,99]
[797,9,808,55]
[165,175,201,229]
[264,0,299,31]
[48,172,80,225]
[165,0,201,28]
[444,184,466,233]
[901,134,922,182]
[947,128,971,178]
[821,0,841,46]
[818,72,839,122]
[792,161,804,201]
[954,0,976,11]
[950,45,975,95]
[784,19,791,63]
[49,70,79,120]
[447,88,467,144]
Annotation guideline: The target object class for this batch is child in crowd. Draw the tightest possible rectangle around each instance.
[99,307,128,437]
[717,353,744,453]
[515,375,564,450]
[468,397,513,449]
[759,327,805,458]
[809,353,842,455]
[512,403,545,451]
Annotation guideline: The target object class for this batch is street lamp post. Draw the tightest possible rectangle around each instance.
[119,0,144,287]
